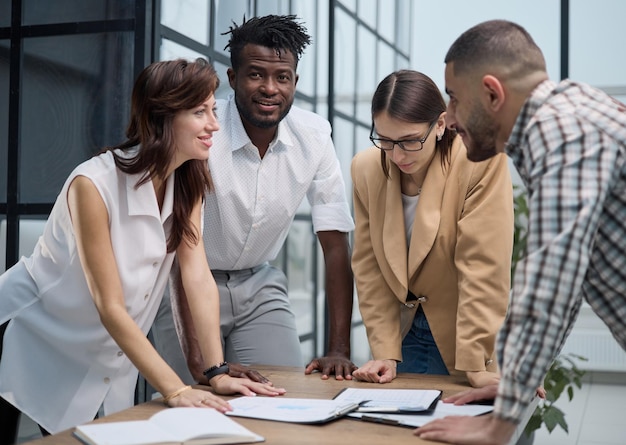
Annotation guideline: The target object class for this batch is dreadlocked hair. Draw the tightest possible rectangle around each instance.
[223,14,312,70]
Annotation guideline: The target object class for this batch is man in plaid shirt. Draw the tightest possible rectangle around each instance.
[417,19,626,445]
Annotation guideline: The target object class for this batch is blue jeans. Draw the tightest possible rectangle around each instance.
[397,305,449,375]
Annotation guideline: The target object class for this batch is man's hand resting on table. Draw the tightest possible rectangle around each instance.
[305,353,358,380]
[195,362,274,386]
[415,413,518,445]
[227,363,271,384]
[414,384,547,444]
[443,384,546,406]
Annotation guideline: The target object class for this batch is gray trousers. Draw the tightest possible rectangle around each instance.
[152,263,303,383]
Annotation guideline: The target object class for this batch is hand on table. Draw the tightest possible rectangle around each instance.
[416,383,547,443]
[165,387,232,413]
[227,362,271,384]
[351,359,397,383]
[209,373,286,397]
[195,362,272,386]
[444,384,546,406]
[305,353,358,380]
[415,414,517,445]
[443,384,498,405]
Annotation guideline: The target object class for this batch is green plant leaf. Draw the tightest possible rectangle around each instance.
[524,413,543,436]
[543,406,568,433]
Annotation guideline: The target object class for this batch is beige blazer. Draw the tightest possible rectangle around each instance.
[351,137,513,375]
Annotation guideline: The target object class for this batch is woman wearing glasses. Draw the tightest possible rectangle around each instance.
[351,70,513,388]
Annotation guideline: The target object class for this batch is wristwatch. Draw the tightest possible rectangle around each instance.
[203,362,229,381]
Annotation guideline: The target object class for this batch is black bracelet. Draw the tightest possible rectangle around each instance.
[203,362,229,381]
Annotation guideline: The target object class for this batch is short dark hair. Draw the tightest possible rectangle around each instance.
[445,19,546,79]
[371,70,454,177]
[223,14,312,70]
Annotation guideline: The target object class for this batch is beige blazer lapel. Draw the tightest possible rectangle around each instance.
[382,166,409,293]
[407,150,449,278]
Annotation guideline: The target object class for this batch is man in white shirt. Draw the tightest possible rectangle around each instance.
[156,14,356,384]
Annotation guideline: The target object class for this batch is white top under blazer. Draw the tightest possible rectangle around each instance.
[0,149,176,433]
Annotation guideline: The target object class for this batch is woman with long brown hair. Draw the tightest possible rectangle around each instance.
[0,58,282,435]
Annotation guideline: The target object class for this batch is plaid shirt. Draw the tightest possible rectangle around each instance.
[495,79,626,422]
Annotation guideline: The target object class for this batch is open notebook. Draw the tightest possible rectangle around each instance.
[73,408,264,445]
[348,400,493,428]
[226,396,361,424]
[333,388,442,414]
[332,387,492,428]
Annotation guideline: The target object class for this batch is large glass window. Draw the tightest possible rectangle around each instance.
[410,0,561,91]
[280,219,318,362]
[333,8,356,117]
[161,0,210,45]
[377,0,396,44]
[0,40,7,202]
[20,33,134,203]
[0,2,9,27]
[22,0,134,25]
[330,117,355,205]
[291,2,317,98]
[396,0,411,54]
[213,0,250,58]
[356,26,377,124]
[256,0,290,16]
[313,0,330,101]
[570,0,626,103]
[160,38,205,61]
[0,217,46,272]
[358,0,377,29]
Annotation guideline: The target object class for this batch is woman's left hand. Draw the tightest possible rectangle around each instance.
[210,374,286,397]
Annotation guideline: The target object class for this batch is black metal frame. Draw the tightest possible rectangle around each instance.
[2,0,149,271]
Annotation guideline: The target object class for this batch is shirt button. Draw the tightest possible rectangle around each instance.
[144,294,149,300]
[152,262,158,267]
[103,377,110,384]
[117,351,124,357]
[404,303,416,308]
[486,359,493,366]
[417,296,428,303]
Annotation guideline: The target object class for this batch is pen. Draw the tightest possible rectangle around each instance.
[357,406,426,413]
[361,415,401,426]
[334,402,363,417]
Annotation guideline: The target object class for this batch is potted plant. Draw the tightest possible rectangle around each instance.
[524,353,587,437]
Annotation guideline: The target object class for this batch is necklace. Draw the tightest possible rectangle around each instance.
[401,173,423,196]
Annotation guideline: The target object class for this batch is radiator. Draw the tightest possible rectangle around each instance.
[559,304,626,372]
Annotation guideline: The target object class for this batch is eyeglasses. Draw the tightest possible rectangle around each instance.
[369,120,437,152]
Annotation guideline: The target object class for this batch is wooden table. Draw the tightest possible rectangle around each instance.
[23,366,507,445]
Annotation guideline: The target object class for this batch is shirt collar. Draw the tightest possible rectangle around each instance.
[126,170,175,223]
[227,94,293,153]
[505,79,557,182]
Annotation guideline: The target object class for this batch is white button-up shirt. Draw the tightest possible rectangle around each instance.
[204,95,354,271]
[0,150,175,433]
